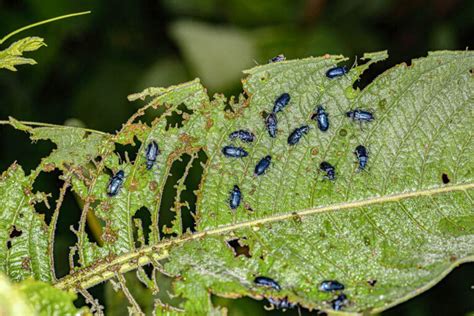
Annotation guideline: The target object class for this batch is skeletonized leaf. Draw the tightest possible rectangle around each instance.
[0,164,51,282]
[0,37,46,71]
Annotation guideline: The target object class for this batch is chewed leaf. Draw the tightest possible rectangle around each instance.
[0,37,46,71]
[0,164,51,282]
[2,50,473,315]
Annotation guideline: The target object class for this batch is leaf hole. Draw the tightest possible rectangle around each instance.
[442,173,450,184]
[225,238,251,258]
[0,126,56,172]
[181,149,208,233]
[32,170,63,226]
[114,136,142,164]
[165,103,194,130]
[82,131,92,139]
[159,149,207,236]
[352,60,393,91]
[55,186,94,278]
[133,207,152,248]
[9,225,22,238]
[77,282,105,314]
[368,279,377,286]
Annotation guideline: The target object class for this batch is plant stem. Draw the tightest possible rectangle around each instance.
[0,119,109,136]
[0,11,91,45]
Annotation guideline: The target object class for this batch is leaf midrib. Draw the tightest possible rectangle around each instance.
[54,181,474,291]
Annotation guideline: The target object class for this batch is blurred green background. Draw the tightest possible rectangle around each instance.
[0,0,473,315]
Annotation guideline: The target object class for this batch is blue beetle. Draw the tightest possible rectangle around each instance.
[229,130,255,143]
[311,105,329,132]
[331,294,348,311]
[222,146,248,158]
[319,280,345,292]
[265,113,278,138]
[254,276,281,291]
[254,156,272,176]
[145,141,160,170]
[267,297,296,310]
[272,93,291,113]
[346,109,374,123]
[288,125,310,145]
[354,145,368,171]
[326,66,348,79]
[269,54,286,63]
[229,185,241,210]
[320,161,336,181]
[107,170,125,197]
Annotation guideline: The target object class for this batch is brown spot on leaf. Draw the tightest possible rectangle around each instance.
[129,179,138,191]
[42,163,56,172]
[244,202,254,212]
[21,257,31,271]
[102,222,118,243]
[206,117,214,129]
[149,181,158,191]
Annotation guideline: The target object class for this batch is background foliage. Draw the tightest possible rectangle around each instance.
[0,1,473,315]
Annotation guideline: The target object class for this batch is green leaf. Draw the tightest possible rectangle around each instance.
[2,50,473,315]
[0,37,46,71]
[0,273,88,316]
[0,11,90,71]
[0,164,52,282]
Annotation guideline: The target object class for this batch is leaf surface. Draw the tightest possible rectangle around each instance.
[1,50,473,314]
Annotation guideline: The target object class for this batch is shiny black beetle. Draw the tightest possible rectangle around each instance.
[272,93,290,113]
[288,125,310,145]
[107,170,125,197]
[254,276,281,291]
[319,280,345,292]
[267,297,296,310]
[229,185,241,210]
[222,145,248,158]
[326,66,348,79]
[320,161,336,181]
[346,109,374,123]
[265,113,278,138]
[145,141,160,170]
[311,105,329,132]
[229,130,255,143]
[254,156,272,176]
[269,54,286,63]
[354,145,368,171]
[331,293,348,311]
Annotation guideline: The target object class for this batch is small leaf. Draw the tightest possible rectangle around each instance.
[0,37,46,71]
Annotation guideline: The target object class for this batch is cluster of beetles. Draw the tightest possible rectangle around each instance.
[105,56,375,312]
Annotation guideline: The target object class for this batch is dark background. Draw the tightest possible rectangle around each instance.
[0,0,473,315]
